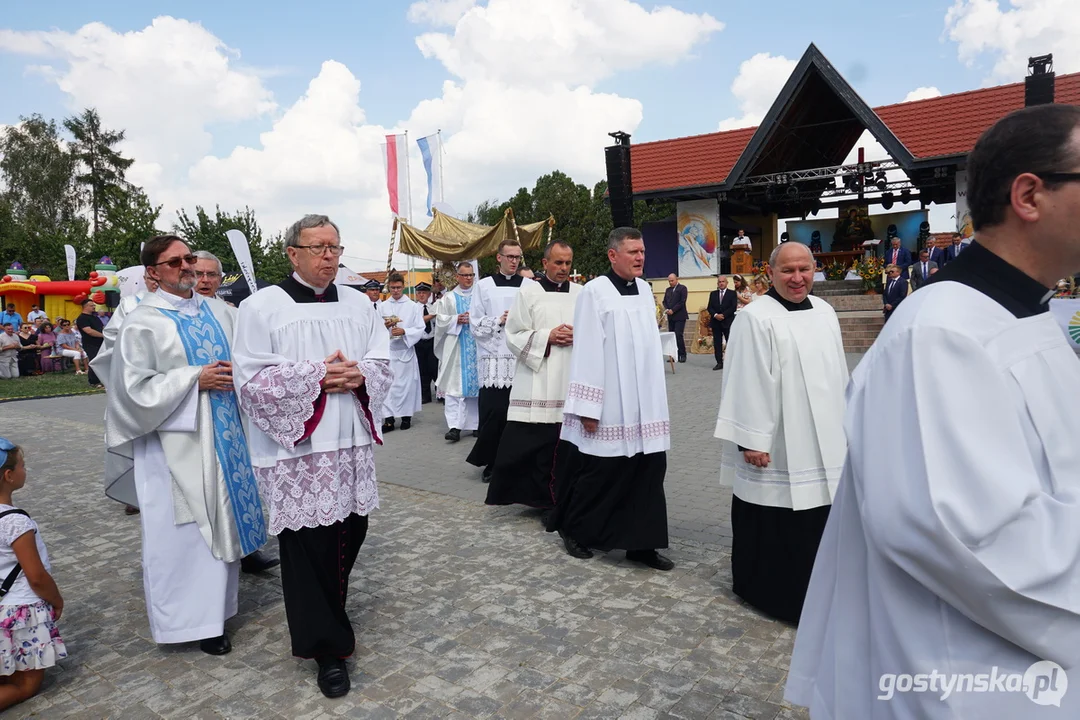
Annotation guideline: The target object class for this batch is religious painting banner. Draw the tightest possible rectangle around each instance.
[676,199,719,277]
[955,170,974,242]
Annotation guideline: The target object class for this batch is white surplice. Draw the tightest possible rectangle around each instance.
[232,280,391,536]
[787,281,1080,719]
[104,290,243,644]
[377,295,424,418]
[434,287,479,430]
[713,294,848,510]
[560,275,670,457]
[470,275,534,388]
[505,281,581,424]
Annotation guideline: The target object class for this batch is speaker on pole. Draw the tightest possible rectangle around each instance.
[605,132,634,228]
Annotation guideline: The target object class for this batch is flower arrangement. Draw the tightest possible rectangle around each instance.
[854,256,885,292]
[823,261,848,281]
[751,261,770,277]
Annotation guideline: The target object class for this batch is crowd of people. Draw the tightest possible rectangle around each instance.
[0,301,108,383]
[3,104,1080,718]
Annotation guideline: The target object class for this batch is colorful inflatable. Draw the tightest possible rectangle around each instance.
[0,258,121,322]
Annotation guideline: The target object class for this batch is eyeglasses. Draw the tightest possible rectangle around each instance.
[499,253,522,261]
[1039,172,1080,184]
[194,271,221,279]
[457,273,475,278]
[152,254,197,269]
[294,245,345,256]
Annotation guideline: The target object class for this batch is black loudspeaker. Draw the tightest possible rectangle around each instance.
[605,144,634,228]
[1025,72,1055,106]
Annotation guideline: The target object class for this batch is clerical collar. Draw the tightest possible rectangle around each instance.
[605,269,638,296]
[279,274,339,304]
[932,240,1052,318]
[491,273,524,287]
[766,286,812,311]
[156,288,200,306]
[292,272,329,294]
[538,275,569,293]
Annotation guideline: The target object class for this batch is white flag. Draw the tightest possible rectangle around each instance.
[63,244,76,282]
[416,133,443,217]
[225,230,258,297]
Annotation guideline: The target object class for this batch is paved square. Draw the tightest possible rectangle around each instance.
[0,352,848,718]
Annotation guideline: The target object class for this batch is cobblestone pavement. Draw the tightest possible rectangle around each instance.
[0,351,867,719]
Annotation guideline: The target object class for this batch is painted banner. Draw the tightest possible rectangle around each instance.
[63,244,76,282]
[955,170,974,242]
[676,199,719,277]
[1050,298,1080,354]
[225,229,258,298]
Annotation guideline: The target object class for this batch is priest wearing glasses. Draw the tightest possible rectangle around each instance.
[233,215,391,699]
[103,235,268,657]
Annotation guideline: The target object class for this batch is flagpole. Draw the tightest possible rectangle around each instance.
[405,131,416,298]
[437,129,445,205]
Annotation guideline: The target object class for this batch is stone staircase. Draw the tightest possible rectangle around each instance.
[812,280,885,353]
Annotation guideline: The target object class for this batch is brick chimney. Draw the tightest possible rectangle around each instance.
[1026,54,1055,106]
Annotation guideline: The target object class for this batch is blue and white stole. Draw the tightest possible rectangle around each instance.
[455,291,479,397]
[159,302,267,556]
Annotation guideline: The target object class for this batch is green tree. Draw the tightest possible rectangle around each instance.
[84,186,163,274]
[174,205,290,284]
[63,108,135,236]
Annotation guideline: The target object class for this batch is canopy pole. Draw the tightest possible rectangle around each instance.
[506,207,522,244]
[546,215,554,246]
[385,217,399,279]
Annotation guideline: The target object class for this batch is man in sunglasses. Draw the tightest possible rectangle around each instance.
[787,104,1080,718]
[100,234,266,658]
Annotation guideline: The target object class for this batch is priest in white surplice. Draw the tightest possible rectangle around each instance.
[787,105,1080,719]
[232,215,390,700]
[434,261,480,442]
[103,235,267,657]
[548,228,674,571]
[714,241,848,624]
[94,269,156,516]
[485,240,581,516]
[377,272,423,433]
[466,240,534,481]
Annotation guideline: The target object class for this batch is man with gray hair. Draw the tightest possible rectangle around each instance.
[233,214,392,698]
[548,227,674,571]
[714,241,848,624]
[193,250,225,299]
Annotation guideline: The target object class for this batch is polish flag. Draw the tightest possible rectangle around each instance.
[382,133,409,218]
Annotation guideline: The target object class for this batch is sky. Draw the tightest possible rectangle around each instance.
[2,0,1077,272]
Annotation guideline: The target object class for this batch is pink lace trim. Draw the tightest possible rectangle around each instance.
[563,416,670,442]
[567,382,603,405]
[240,361,327,450]
[356,358,393,432]
[254,446,379,535]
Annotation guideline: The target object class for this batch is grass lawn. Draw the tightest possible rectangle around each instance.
[0,372,105,403]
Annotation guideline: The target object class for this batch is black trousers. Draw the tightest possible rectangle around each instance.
[277,513,369,659]
[416,338,437,403]
[84,340,102,385]
[467,386,511,468]
[485,421,560,509]
[710,320,731,365]
[668,317,686,358]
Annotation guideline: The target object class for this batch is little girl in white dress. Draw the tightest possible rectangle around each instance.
[0,438,66,712]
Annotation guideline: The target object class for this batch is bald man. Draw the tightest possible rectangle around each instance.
[662,273,688,362]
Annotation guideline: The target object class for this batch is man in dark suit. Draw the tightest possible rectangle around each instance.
[414,281,438,404]
[882,264,907,321]
[706,275,738,370]
[924,240,945,268]
[943,232,966,266]
[663,273,688,362]
[909,249,938,290]
[885,237,913,280]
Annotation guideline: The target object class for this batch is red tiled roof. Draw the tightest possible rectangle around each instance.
[631,72,1080,195]
[877,72,1080,159]
[631,126,756,195]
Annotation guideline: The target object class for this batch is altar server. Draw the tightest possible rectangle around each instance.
[485,239,580,514]
[787,104,1080,719]
[466,240,533,481]
[104,235,267,656]
[714,241,848,624]
[548,228,673,571]
[232,215,390,699]
[434,262,480,442]
[377,272,424,432]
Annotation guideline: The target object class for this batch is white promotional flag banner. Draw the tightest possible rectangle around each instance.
[63,244,76,281]
[382,133,409,218]
[1050,298,1080,354]
[416,133,443,217]
[225,229,258,296]
[116,266,146,298]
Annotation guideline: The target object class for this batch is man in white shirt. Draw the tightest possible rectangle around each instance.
[731,229,752,252]
[26,305,47,324]
[787,103,1080,719]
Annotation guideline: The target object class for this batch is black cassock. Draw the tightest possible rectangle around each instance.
[416,303,438,403]
[467,273,524,469]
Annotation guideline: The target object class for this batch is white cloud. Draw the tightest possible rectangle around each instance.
[945,0,1080,82]
[903,86,942,102]
[0,3,721,270]
[717,53,797,130]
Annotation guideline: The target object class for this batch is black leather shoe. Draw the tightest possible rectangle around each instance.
[471,430,480,438]
[199,634,232,656]
[401,417,412,430]
[316,658,350,698]
[241,550,280,574]
[678,356,687,363]
[626,550,675,571]
[383,418,396,433]
[712,363,722,371]
[559,530,593,559]
[445,428,460,443]
[482,466,493,483]
[540,509,552,528]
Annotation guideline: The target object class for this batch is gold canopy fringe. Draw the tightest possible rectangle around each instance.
[396,207,553,261]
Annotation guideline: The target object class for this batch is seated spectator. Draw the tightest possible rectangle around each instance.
[0,325,19,379]
[35,324,57,373]
[54,321,87,375]
[16,324,41,376]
